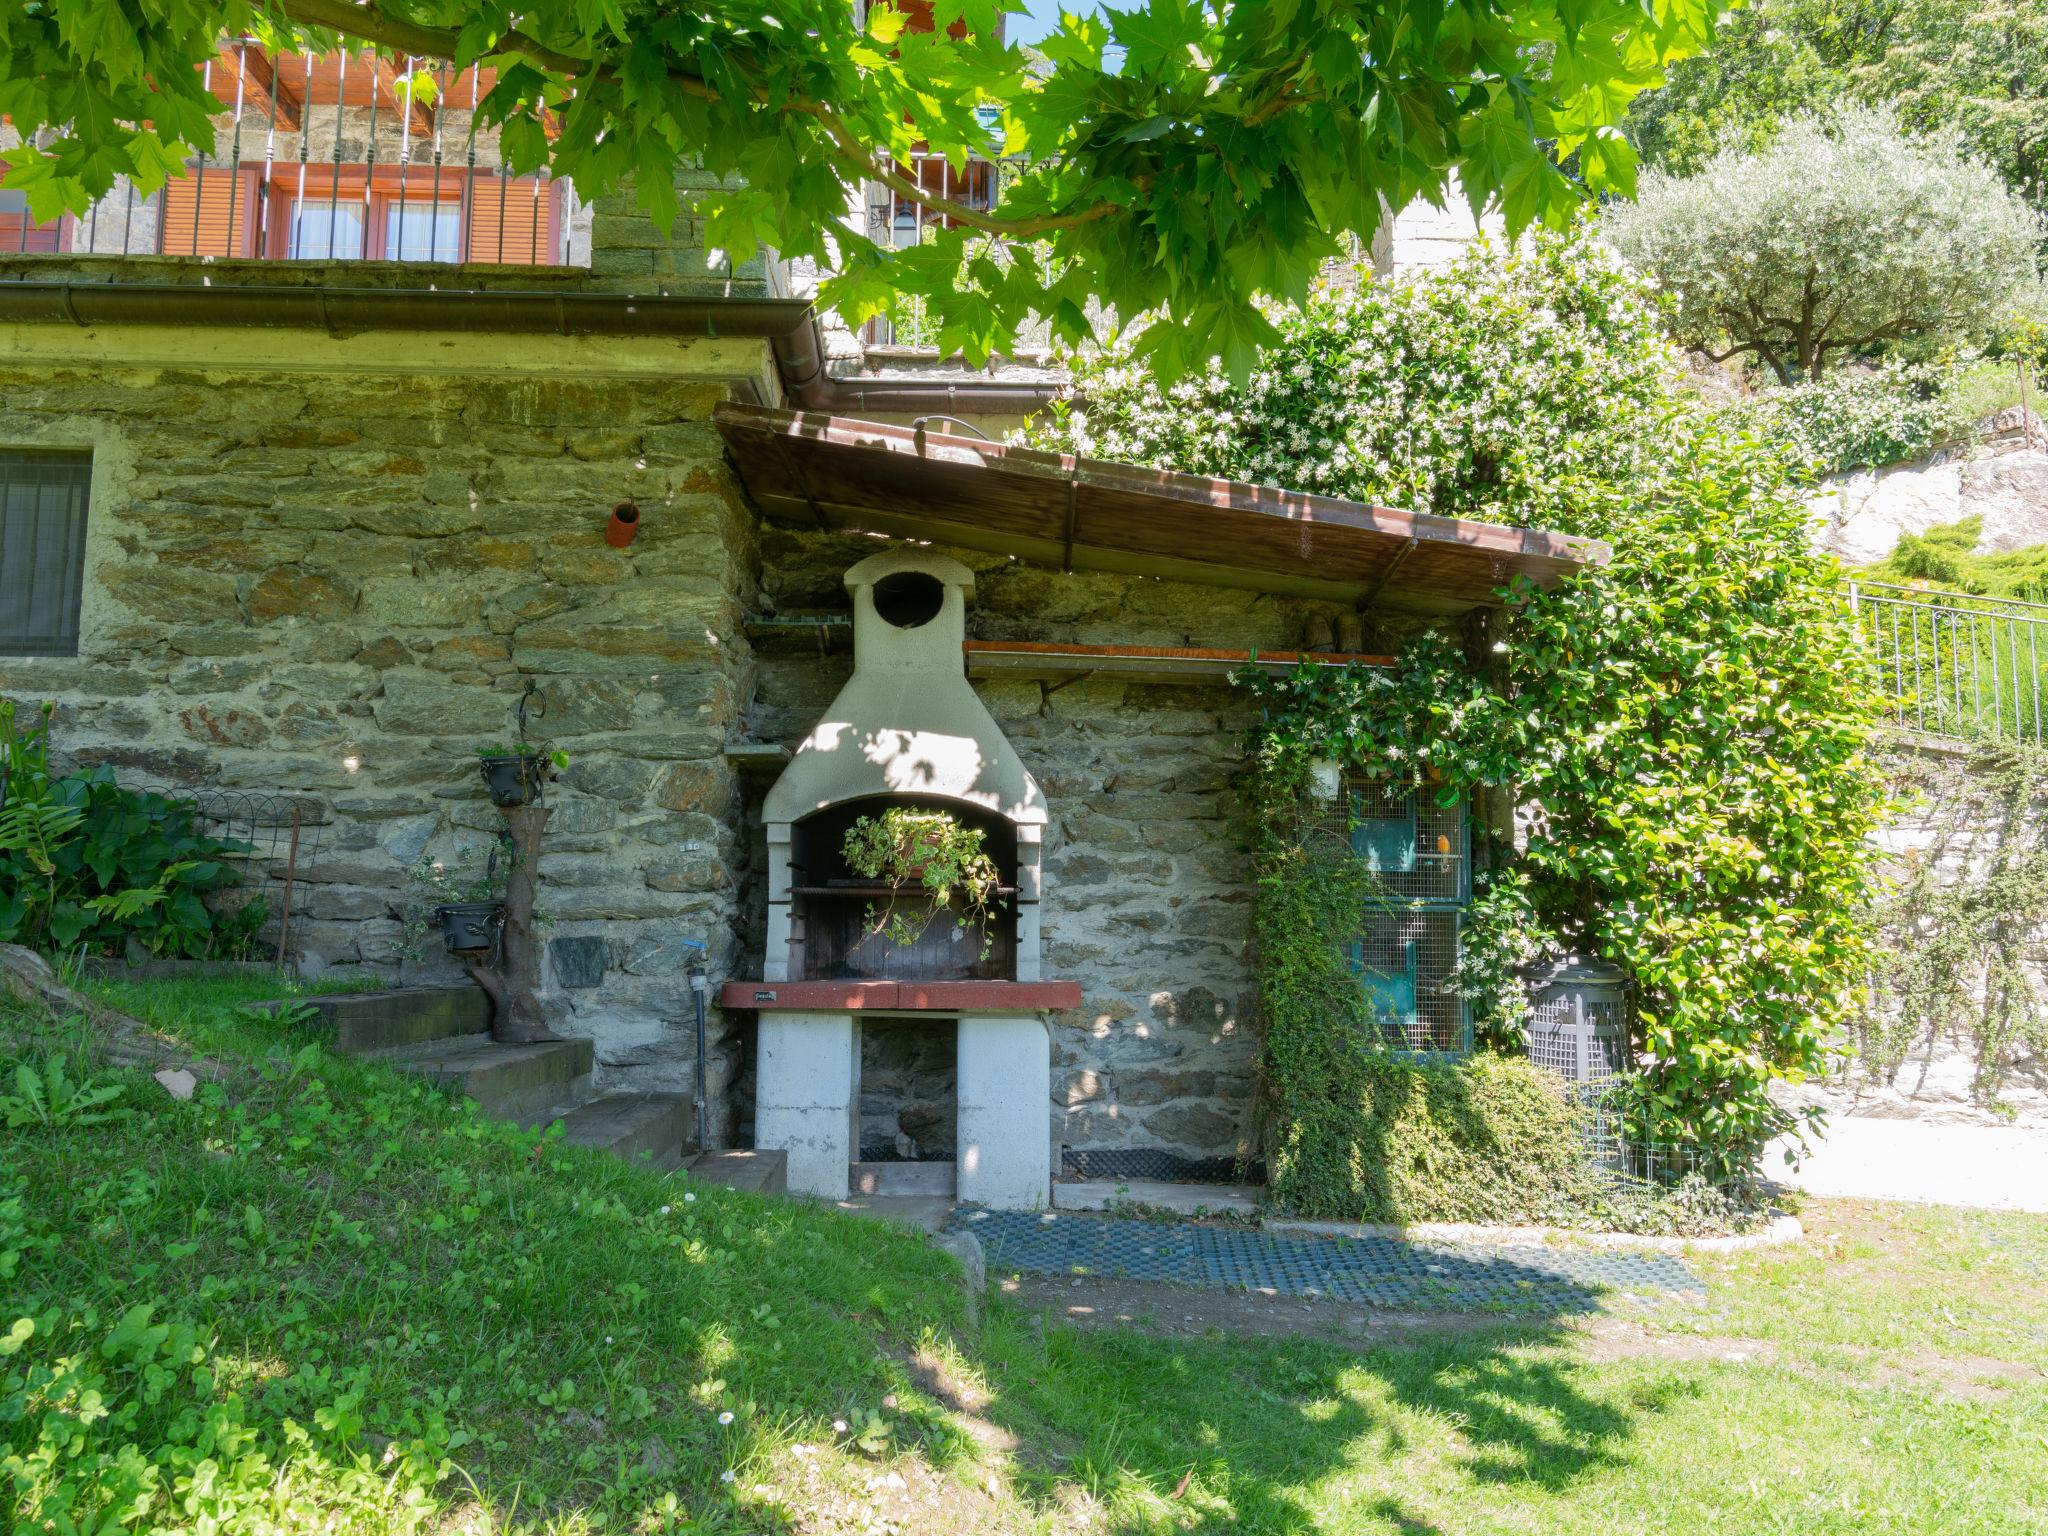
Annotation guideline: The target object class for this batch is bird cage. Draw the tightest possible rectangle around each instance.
[1349,907,1469,1054]
[1326,775,1468,906]
[1524,957,1629,1089]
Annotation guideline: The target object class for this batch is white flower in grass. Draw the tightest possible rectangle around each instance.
[660,1205,671,1215]
[718,1410,735,1425]
[720,1469,736,1484]
[833,1419,848,1433]
[684,1192,696,1203]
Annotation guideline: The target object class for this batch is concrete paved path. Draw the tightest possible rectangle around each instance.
[1771,1116,2048,1214]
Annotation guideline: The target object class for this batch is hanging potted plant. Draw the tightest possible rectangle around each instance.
[476,742,569,808]
[841,807,1003,956]
[401,843,510,958]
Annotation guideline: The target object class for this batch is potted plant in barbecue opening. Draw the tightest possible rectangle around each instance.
[841,807,1004,960]
[403,843,510,957]
[476,742,569,808]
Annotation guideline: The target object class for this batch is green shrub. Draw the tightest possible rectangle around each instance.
[1268,1051,1593,1225]
[1040,229,1889,1180]
[0,702,266,959]
[1719,362,1967,476]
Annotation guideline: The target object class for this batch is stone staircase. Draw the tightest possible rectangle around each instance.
[271,986,785,1191]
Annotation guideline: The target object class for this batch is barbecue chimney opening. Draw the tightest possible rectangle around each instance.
[872,570,946,629]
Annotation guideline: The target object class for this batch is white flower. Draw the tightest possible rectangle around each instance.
[684,1192,697,1203]
[718,1410,735,1425]
[659,1205,671,1215]
[604,1335,613,1344]
[833,1419,848,1433]
[720,1469,736,1484]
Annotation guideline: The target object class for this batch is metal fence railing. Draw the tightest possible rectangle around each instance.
[2,41,586,268]
[1847,580,2048,746]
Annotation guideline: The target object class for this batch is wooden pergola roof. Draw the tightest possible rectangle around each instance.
[714,403,1607,613]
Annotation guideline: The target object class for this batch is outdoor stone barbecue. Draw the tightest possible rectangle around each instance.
[723,549,1079,1205]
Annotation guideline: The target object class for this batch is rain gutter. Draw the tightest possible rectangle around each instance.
[0,279,1064,414]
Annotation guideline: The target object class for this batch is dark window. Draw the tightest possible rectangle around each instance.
[0,450,91,656]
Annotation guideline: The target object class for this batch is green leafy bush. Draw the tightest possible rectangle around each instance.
[0,702,266,959]
[1039,230,1889,1181]
[1268,1049,1591,1225]
[1718,362,1967,476]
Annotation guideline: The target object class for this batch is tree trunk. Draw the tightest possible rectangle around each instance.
[462,804,554,1044]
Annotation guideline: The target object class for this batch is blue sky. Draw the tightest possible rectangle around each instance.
[1007,1,1096,47]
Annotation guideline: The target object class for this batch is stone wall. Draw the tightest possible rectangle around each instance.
[744,525,1353,1174]
[1792,744,2048,1129]
[1813,407,2048,566]
[0,348,764,1140]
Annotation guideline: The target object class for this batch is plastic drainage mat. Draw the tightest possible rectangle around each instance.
[949,1208,1704,1312]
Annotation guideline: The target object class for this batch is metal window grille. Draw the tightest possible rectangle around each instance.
[10,42,584,268]
[1321,771,1473,1054]
[0,450,91,658]
[1325,775,1468,905]
[1349,907,1468,1054]
[1846,579,2048,746]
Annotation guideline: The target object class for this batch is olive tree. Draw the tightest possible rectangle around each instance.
[1604,107,2041,381]
[0,0,1734,379]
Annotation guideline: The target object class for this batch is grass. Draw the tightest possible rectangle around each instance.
[6,979,2048,1534]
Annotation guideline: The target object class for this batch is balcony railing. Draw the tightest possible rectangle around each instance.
[862,148,1004,346]
[1848,580,2048,746]
[1,42,587,268]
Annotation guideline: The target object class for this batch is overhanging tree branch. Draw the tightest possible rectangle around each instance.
[272,0,1118,239]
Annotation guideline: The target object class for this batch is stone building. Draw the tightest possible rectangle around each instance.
[0,47,1599,1205]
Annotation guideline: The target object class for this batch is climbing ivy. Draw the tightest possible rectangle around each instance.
[1042,230,1891,1178]
[1868,744,2048,1113]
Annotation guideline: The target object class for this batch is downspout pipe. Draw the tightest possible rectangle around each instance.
[0,278,1064,416]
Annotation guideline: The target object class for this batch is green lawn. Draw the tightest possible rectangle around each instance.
[5,981,2046,1534]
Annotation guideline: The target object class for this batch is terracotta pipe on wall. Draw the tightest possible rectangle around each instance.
[606,500,641,547]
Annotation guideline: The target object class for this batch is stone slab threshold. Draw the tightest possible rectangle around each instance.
[1268,1214,1805,1255]
[720,979,1081,1012]
[1053,1179,1263,1217]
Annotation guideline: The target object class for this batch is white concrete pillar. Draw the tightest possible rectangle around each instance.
[956,1014,1051,1209]
[754,1011,858,1200]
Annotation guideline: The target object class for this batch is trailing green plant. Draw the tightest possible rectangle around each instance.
[0,701,266,960]
[841,808,1002,956]
[1042,230,1889,1181]
[1865,744,2048,1113]
[476,742,570,770]
[397,844,509,964]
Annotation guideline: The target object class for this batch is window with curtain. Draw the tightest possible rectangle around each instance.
[0,450,92,657]
[287,201,364,260]
[384,201,463,262]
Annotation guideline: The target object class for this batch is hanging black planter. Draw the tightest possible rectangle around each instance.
[436,901,504,954]
[478,753,547,808]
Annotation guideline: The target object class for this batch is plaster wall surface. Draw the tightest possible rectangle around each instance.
[754,1011,860,1199]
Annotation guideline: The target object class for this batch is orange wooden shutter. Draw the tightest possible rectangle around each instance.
[157,168,253,257]
[466,174,553,265]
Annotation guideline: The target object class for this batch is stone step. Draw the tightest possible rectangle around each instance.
[255,986,493,1055]
[685,1148,788,1196]
[852,1160,957,1198]
[553,1093,694,1169]
[387,1035,594,1123]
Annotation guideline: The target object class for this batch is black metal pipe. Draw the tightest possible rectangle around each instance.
[687,961,710,1153]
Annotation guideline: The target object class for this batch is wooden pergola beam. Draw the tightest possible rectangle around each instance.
[217,43,302,132]
[367,53,436,137]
